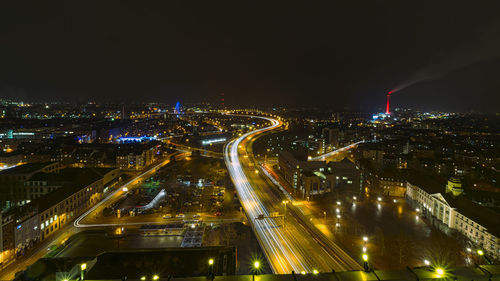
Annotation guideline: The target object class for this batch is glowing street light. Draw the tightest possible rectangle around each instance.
[362,254,369,272]
[313,269,319,275]
[253,261,260,269]
[140,277,146,281]
[362,246,367,253]
[208,258,214,265]
[424,259,430,266]
[301,271,306,275]
[435,268,444,277]
[362,254,369,262]
[80,263,87,280]
[153,275,159,280]
[363,236,368,242]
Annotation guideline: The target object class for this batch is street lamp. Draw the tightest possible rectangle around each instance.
[435,268,444,277]
[362,254,369,272]
[313,269,319,275]
[140,276,146,281]
[477,249,484,256]
[208,258,214,276]
[153,275,159,280]
[424,259,430,266]
[80,263,87,280]
[253,261,260,269]
[363,236,368,242]
[282,200,289,223]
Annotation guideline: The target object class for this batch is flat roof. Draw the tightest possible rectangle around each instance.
[0,162,54,175]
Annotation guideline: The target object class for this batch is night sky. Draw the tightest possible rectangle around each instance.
[1,1,499,112]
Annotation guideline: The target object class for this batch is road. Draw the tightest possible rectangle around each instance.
[0,157,175,280]
[310,140,364,161]
[224,115,362,274]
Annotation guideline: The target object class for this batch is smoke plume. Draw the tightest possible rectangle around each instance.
[391,22,500,93]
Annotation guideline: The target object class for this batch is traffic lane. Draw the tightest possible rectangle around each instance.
[241,140,361,271]
[240,159,341,272]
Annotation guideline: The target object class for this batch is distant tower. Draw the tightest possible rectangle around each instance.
[386,91,392,114]
[174,101,182,115]
[121,105,128,119]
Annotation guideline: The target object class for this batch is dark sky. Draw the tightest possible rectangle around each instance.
[1,1,499,112]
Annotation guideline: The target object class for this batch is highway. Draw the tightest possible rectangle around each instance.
[224,115,362,274]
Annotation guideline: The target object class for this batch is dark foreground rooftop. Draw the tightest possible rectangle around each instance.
[80,264,500,281]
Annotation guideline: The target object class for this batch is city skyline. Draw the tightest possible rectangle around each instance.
[0,2,499,112]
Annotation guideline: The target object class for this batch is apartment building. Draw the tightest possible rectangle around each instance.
[406,175,500,260]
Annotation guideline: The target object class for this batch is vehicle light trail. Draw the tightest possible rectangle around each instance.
[310,141,364,161]
[74,158,172,228]
[224,115,312,273]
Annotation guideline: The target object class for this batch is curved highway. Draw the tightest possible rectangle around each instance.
[224,114,362,274]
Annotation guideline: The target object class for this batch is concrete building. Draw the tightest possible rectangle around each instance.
[322,128,340,148]
[406,175,500,260]
[278,151,331,199]
[0,162,63,209]
[328,158,361,191]
[279,151,360,199]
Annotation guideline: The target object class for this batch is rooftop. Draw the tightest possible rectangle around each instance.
[0,162,54,175]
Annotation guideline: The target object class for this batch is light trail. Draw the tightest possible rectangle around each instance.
[224,115,312,274]
[74,158,172,228]
[310,141,364,161]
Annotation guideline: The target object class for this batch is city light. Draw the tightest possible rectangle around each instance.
[81,263,87,270]
[362,254,368,262]
[363,236,368,242]
[435,268,444,277]
[153,275,159,280]
[477,249,484,256]
[424,259,430,266]
[362,246,367,253]
[313,269,319,275]
[301,271,306,275]
[377,197,382,201]
[140,277,146,281]
[208,258,214,265]
[336,201,341,205]
[254,261,260,269]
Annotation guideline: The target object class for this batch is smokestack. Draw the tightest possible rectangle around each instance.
[386,91,392,114]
